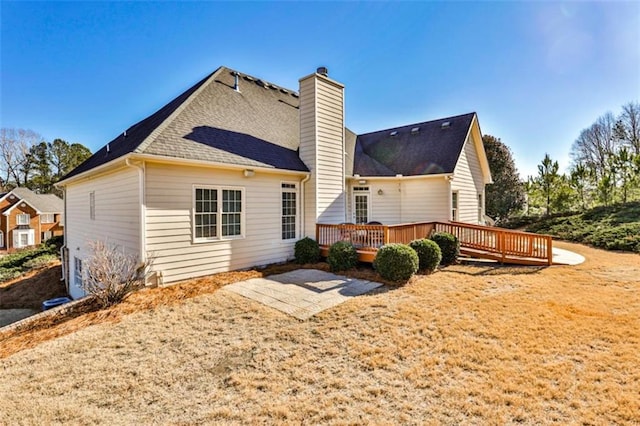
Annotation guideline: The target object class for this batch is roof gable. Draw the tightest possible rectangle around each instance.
[1,187,63,215]
[353,113,476,177]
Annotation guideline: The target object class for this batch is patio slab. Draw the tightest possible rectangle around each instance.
[222,269,383,320]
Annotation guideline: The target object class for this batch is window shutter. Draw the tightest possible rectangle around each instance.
[28,230,35,246]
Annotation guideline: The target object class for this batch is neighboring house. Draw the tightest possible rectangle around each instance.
[0,187,64,251]
[57,66,492,299]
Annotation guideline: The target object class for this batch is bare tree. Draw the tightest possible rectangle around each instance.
[619,101,640,155]
[571,112,618,180]
[82,240,153,308]
[0,128,42,189]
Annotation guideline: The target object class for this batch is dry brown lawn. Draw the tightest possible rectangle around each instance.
[1,241,639,425]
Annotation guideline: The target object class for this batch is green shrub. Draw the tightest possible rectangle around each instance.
[409,239,442,272]
[23,254,58,269]
[431,232,460,265]
[0,267,22,283]
[46,235,64,250]
[373,243,418,282]
[327,241,358,272]
[294,237,321,264]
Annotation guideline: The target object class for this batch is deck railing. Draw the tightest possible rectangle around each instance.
[316,221,553,265]
[433,221,553,265]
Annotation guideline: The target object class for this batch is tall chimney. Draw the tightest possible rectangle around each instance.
[299,67,346,237]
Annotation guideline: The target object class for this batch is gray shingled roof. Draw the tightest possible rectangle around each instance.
[62,66,477,181]
[354,113,476,176]
[6,187,63,213]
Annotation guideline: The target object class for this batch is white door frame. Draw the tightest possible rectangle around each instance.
[352,187,371,224]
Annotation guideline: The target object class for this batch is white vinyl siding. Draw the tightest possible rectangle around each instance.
[145,163,303,284]
[400,179,450,223]
[40,213,55,224]
[299,74,345,236]
[16,214,30,225]
[347,177,450,224]
[65,166,141,299]
[452,132,486,224]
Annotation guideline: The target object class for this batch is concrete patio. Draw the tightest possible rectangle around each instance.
[222,269,383,320]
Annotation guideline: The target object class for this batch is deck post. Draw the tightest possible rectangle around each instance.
[315,224,319,243]
[384,226,390,245]
[547,237,553,266]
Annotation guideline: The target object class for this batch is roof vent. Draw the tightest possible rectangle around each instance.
[243,75,255,82]
[441,121,451,129]
[317,66,328,76]
[231,71,240,92]
[291,92,299,98]
[106,143,110,153]
[390,131,398,137]
[280,88,289,94]
[411,127,420,135]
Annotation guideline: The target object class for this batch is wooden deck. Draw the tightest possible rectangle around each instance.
[316,221,554,266]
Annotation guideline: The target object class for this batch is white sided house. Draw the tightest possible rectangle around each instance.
[57,67,492,299]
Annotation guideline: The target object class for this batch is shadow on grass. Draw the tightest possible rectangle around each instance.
[445,262,546,276]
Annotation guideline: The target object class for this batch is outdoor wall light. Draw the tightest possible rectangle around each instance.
[358,179,367,185]
[243,169,255,177]
[378,189,384,195]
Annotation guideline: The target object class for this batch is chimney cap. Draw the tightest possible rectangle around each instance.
[316,66,328,76]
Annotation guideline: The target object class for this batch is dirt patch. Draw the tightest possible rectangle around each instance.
[0,263,67,309]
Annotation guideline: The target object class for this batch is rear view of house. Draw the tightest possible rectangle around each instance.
[57,66,492,299]
[0,187,64,251]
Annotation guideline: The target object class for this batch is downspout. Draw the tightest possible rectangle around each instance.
[125,158,146,263]
[299,174,311,238]
[60,186,67,286]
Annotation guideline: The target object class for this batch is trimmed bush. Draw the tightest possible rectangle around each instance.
[409,239,442,272]
[327,241,358,272]
[373,243,419,282]
[431,232,460,265]
[294,237,321,264]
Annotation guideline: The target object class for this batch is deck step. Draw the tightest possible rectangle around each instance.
[460,247,550,266]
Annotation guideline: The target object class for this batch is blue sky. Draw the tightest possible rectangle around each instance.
[2,1,639,179]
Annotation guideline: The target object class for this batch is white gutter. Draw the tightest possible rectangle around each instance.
[348,173,453,181]
[125,158,146,263]
[60,187,67,286]
[299,174,311,239]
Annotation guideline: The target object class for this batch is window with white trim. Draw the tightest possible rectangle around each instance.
[281,183,298,240]
[74,257,83,288]
[41,213,54,224]
[16,213,30,225]
[89,191,95,220]
[193,186,244,242]
[452,191,459,221]
[42,231,53,241]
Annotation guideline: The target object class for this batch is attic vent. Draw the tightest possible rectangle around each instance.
[411,127,420,134]
[390,131,398,137]
[441,121,451,129]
